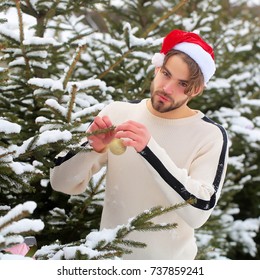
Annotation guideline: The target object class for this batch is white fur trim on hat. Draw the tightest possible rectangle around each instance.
[174,42,215,84]
[151,53,165,67]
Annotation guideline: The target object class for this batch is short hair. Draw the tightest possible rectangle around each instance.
[163,49,204,96]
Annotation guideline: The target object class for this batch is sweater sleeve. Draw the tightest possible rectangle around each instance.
[50,143,107,195]
[138,130,228,229]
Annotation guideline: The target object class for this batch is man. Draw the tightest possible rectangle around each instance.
[50,30,229,259]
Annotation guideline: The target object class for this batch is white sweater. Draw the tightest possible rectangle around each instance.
[50,99,229,260]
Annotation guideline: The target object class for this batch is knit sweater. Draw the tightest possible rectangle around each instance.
[50,99,229,260]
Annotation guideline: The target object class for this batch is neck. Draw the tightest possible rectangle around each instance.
[146,99,197,119]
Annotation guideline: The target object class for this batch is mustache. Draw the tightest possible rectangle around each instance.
[154,90,174,102]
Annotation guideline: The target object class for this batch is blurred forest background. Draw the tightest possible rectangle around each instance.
[0,0,259,260]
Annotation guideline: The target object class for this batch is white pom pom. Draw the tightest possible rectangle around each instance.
[151,53,165,67]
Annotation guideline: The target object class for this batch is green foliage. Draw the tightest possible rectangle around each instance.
[35,202,187,260]
[0,0,259,259]
[0,201,44,252]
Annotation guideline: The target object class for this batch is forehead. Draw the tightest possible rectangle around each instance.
[164,55,190,81]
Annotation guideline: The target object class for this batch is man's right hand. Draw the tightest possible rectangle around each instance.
[87,116,115,153]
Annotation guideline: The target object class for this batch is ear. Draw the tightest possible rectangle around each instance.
[191,85,205,97]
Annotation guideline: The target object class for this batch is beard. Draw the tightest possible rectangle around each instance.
[150,88,190,113]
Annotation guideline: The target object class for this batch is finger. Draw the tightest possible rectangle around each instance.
[122,138,143,153]
[124,120,146,129]
[93,116,108,129]
[87,117,107,139]
[102,116,113,128]
[87,121,98,133]
[115,130,140,142]
[116,121,143,134]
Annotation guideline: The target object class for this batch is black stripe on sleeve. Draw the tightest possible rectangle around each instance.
[139,146,215,210]
[201,116,228,192]
[139,118,228,210]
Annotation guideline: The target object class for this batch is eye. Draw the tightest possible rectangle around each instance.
[160,69,170,78]
[179,81,188,88]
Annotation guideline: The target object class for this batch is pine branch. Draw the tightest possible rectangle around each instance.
[129,200,192,228]
[0,208,31,232]
[85,125,116,137]
[13,0,32,80]
[63,44,87,89]
[0,150,15,160]
[0,202,44,251]
[35,201,191,260]
[96,1,189,80]
[97,49,133,80]
[66,84,77,123]
[0,163,30,192]
[44,0,62,24]
[142,0,189,38]
[23,0,38,18]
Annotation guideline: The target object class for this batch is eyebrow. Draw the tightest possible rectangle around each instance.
[162,65,189,83]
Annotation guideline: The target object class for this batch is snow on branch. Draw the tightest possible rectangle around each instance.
[0,26,20,42]
[23,36,58,46]
[123,22,160,49]
[35,201,190,260]
[67,78,113,94]
[10,130,72,158]
[229,218,260,257]
[0,119,21,134]
[0,201,44,251]
[28,77,64,91]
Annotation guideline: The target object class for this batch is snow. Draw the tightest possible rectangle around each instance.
[37,130,72,146]
[230,124,260,142]
[207,78,231,89]
[0,8,35,38]
[9,130,72,158]
[0,26,20,41]
[1,0,259,261]
[27,51,48,59]
[229,218,260,256]
[0,201,44,250]
[9,162,35,175]
[0,119,21,134]
[9,57,26,67]
[228,155,245,170]
[0,202,44,259]
[67,79,114,94]
[124,22,162,49]
[45,99,67,117]
[62,245,101,259]
[241,98,260,107]
[228,72,251,83]
[0,202,36,227]
[28,78,64,91]
[23,36,58,46]
[230,0,260,7]
[71,104,105,121]
[2,218,43,234]
[85,227,119,249]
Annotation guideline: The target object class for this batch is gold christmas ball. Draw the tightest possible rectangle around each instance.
[109,138,126,155]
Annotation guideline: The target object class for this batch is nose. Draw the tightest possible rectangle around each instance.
[163,80,176,95]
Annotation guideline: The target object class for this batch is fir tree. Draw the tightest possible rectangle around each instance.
[0,201,44,259]
[0,0,259,260]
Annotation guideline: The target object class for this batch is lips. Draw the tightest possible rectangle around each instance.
[157,93,170,102]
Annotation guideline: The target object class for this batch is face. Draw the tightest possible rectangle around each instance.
[150,55,192,114]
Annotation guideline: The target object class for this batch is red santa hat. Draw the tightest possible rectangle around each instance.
[152,30,216,85]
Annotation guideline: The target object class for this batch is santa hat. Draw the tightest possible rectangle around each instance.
[152,30,216,84]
